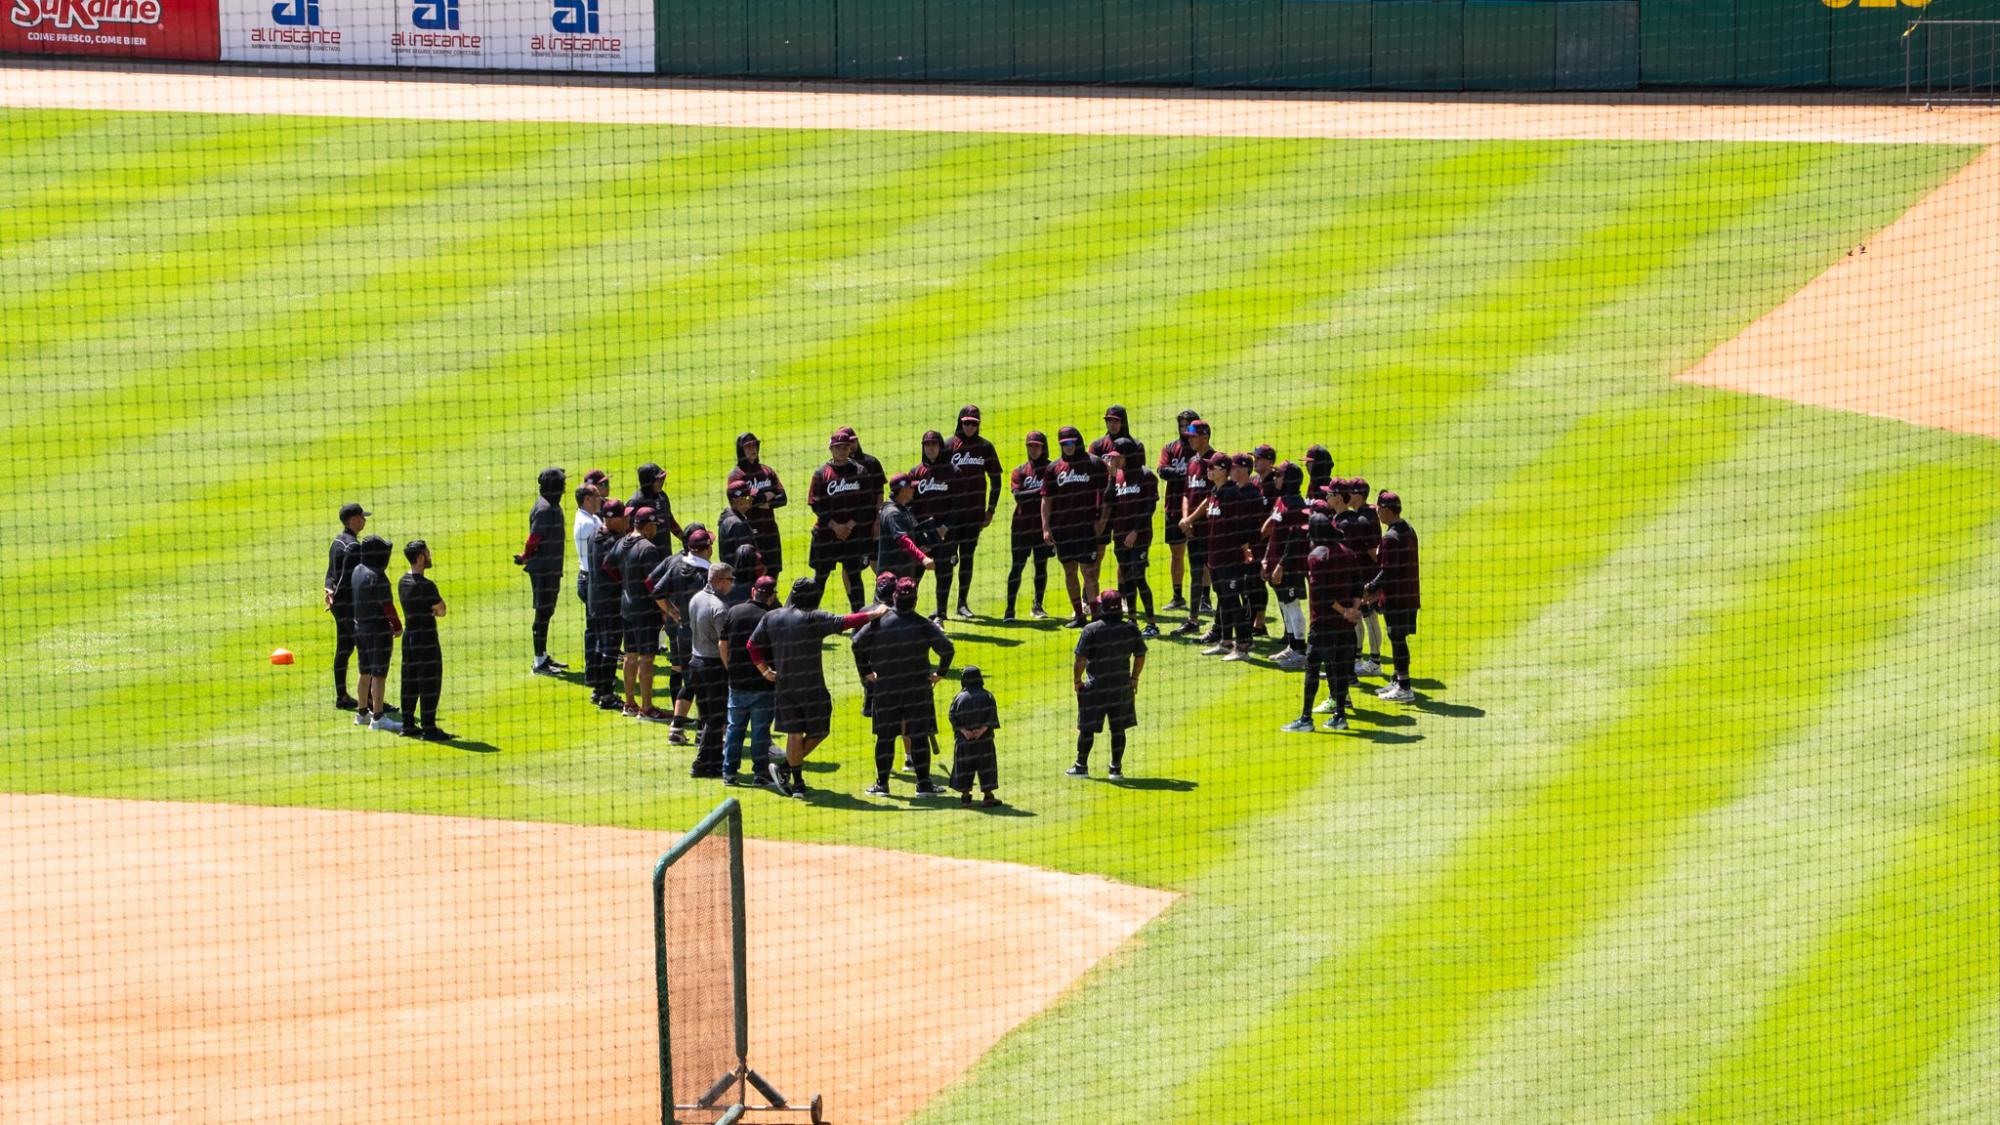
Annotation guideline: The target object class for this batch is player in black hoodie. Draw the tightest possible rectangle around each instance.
[514,467,568,676]
[943,405,1002,620]
[350,534,402,732]
[910,430,955,623]
[627,463,686,546]
[1004,431,1054,621]
[725,432,786,584]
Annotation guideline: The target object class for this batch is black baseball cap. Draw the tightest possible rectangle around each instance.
[339,502,370,522]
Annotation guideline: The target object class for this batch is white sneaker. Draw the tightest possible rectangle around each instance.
[370,714,402,732]
[1379,685,1415,703]
[1274,650,1307,670]
[354,710,371,727]
[955,605,975,620]
[1222,647,1251,662]
[1313,697,1335,714]
[1358,659,1383,677]
[1200,644,1231,656]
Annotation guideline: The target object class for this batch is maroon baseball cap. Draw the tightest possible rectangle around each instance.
[875,572,899,597]
[753,576,777,596]
[1376,490,1401,511]
[632,506,658,526]
[889,473,915,492]
[829,427,856,447]
[1230,452,1255,469]
[727,482,752,500]
[1056,425,1084,445]
[600,499,627,519]
[1352,478,1371,498]
[584,468,610,487]
[1025,430,1047,447]
[1185,418,1210,436]
[686,527,713,549]
[1096,588,1124,613]
[959,405,982,423]
[893,577,918,598]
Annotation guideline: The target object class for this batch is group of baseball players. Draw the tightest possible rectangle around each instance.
[320,405,1423,799]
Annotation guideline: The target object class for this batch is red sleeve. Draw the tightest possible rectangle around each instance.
[382,602,402,628]
[839,612,873,630]
[519,533,541,557]
[663,515,684,543]
[897,534,926,563]
[747,639,770,665]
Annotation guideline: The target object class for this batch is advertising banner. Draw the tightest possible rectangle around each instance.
[219,0,652,71]
[4,0,219,59]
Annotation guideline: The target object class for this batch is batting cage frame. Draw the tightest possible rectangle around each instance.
[653,798,823,1125]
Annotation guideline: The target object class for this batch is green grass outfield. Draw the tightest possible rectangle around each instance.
[3,107,1998,1122]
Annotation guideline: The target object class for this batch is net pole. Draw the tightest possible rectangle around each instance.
[729,802,750,1067]
[654,851,674,1125]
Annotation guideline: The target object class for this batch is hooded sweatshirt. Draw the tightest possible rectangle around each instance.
[724,432,786,564]
[520,468,566,576]
[351,536,402,636]
[945,406,1003,525]
[1089,404,1144,465]
[910,430,955,526]
[1009,433,1053,540]
[626,464,685,545]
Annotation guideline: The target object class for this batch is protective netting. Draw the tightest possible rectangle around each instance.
[2,40,1998,1125]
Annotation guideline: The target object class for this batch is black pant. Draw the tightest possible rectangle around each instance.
[586,613,621,693]
[875,730,933,786]
[951,738,996,793]
[1005,541,1049,613]
[331,610,356,699]
[400,642,442,731]
[1211,561,1253,643]
[811,562,867,612]
[690,657,728,771]
[1386,609,1417,686]
[1303,628,1357,716]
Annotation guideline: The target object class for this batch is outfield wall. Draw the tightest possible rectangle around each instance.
[2,0,1995,88]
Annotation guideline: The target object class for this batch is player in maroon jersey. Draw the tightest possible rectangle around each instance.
[1263,462,1312,668]
[1284,513,1368,732]
[909,430,955,621]
[1004,431,1054,621]
[942,405,1003,620]
[1155,410,1200,611]
[807,428,873,612]
[725,432,786,586]
[1101,438,1160,636]
[1040,426,1108,629]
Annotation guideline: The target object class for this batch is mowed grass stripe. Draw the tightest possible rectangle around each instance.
[1403,462,2000,1124]
[1201,459,1985,1123]
[1672,760,2000,1123]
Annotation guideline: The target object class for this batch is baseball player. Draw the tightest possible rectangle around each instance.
[627,463,686,545]
[1335,479,1384,677]
[1003,431,1054,621]
[1303,446,1335,507]
[806,428,873,612]
[1040,425,1107,628]
[1263,462,1311,667]
[943,405,1002,620]
[572,481,604,690]
[648,525,715,745]
[396,539,451,742]
[618,508,668,720]
[1366,491,1420,703]
[1068,589,1146,779]
[849,429,887,565]
[349,534,402,732]
[948,665,1002,807]
[876,473,936,586]
[746,577,886,799]
[910,430,955,620]
[1101,439,1160,636]
[584,499,630,710]
[1285,513,1366,732]
[515,467,568,676]
[726,433,786,585]
[324,501,368,711]
[1176,450,1228,640]
[1249,444,1279,635]
[851,577,955,798]
[718,482,757,570]
[1154,410,1199,611]
[1089,404,1144,465]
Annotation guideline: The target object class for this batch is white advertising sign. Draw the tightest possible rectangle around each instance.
[221,0,653,71]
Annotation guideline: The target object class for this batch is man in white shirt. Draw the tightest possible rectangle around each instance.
[573,481,605,693]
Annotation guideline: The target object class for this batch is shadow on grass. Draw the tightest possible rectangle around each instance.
[942,630,1026,647]
[1414,699,1484,719]
[1102,776,1197,792]
[444,738,502,754]
[793,788,900,812]
[1346,708,1416,727]
[1349,730,1425,744]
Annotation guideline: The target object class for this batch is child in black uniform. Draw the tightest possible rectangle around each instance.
[397,540,451,741]
[949,665,1002,807]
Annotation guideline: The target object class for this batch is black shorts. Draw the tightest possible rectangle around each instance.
[1113,542,1150,571]
[1077,680,1137,732]
[1385,608,1418,636]
[667,622,693,667]
[1164,511,1188,546]
[1011,527,1052,559]
[1187,535,1208,571]
[1053,535,1099,566]
[623,614,662,655]
[947,516,985,548]
[528,569,560,612]
[869,680,937,737]
[1271,581,1304,603]
[355,631,393,677]
[774,686,833,736]
[809,528,869,570]
[589,615,623,657]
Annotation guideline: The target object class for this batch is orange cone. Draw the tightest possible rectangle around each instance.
[271,649,294,665]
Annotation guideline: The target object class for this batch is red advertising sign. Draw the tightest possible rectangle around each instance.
[3,0,219,59]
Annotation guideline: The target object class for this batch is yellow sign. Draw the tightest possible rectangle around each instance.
[1821,0,1930,8]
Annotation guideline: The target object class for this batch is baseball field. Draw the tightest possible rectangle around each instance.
[3,67,1998,1122]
